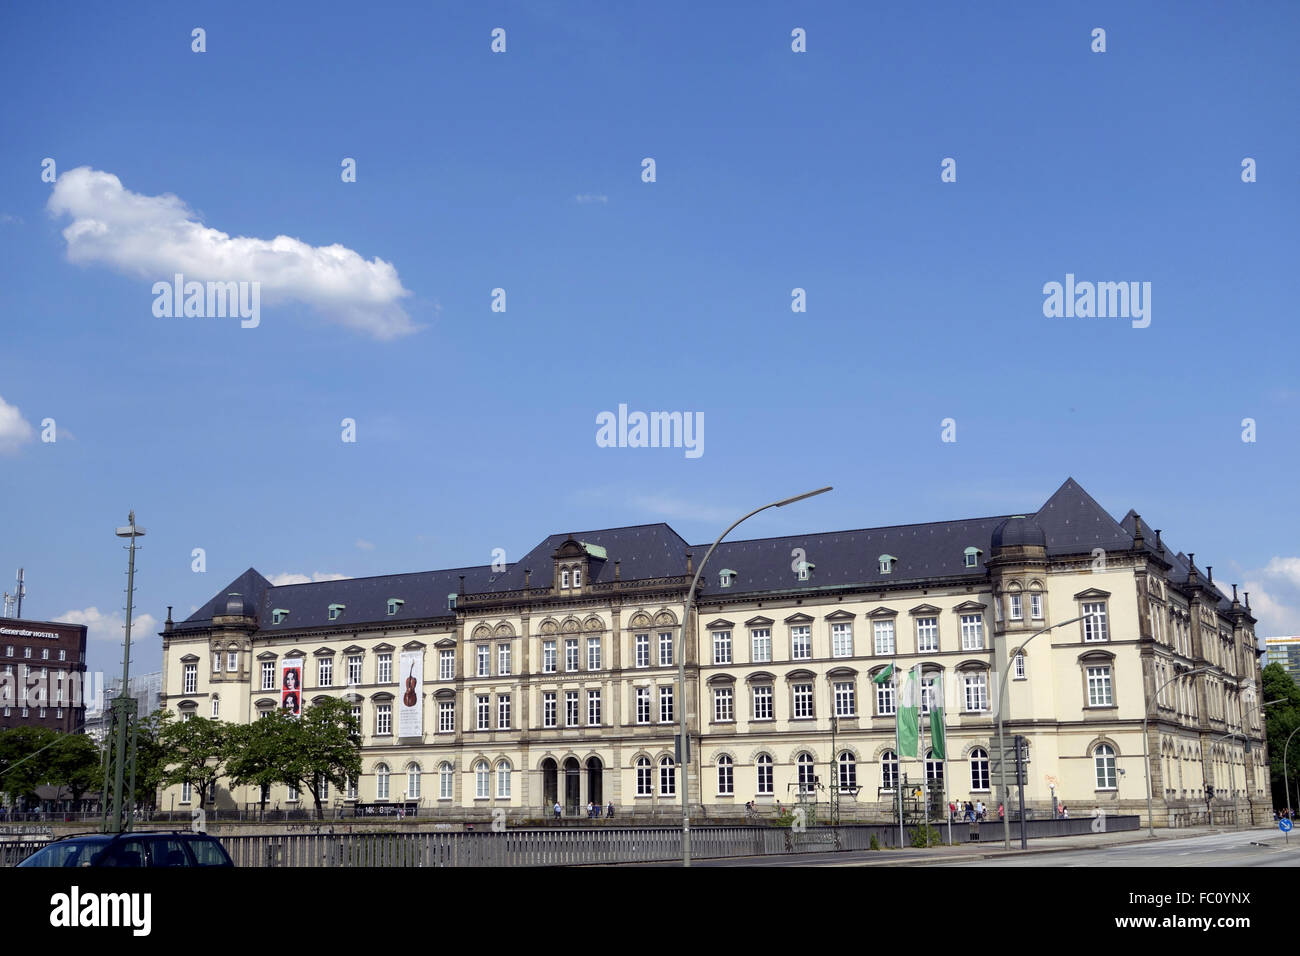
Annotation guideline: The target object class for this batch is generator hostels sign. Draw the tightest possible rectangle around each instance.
[398,650,422,737]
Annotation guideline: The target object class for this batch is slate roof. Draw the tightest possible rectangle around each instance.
[1118,510,1235,611]
[172,478,1245,634]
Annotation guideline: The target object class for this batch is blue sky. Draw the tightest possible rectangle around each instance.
[1,1,1297,678]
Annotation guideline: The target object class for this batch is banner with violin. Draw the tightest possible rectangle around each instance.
[398,650,422,737]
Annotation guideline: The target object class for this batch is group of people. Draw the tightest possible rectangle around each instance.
[1274,808,1293,821]
[552,800,614,819]
[949,800,994,822]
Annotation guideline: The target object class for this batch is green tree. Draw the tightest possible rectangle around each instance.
[293,698,362,818]
[225,711,299,810]
[158,713,227,806]
[128,709,170,810]
[0,726,60,807]
[1263,663,1300,809]
[48,732,100,807]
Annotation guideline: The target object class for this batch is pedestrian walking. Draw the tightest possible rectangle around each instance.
[997,802,1004,820]
[553,800,561,819]
[606,800,615,819]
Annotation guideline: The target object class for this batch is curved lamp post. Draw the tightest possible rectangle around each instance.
[678,486,832,866]
[997,614,1096,850]
[1285,726,1300,820]
[1143,665,1210,837]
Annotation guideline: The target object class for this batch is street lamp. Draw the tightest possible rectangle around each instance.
[1144,665,1210,838]
[997,614,1096,850]
[678,486,832,866]
[1285,726,1300,820]
[104,512,145,834]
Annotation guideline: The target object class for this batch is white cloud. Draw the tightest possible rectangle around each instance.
[57,606,160,645]
[355,539,375,551]
[1243,580,1300,636]
[1261,557,1300,590]
[0,396,35,455]
[0,213,23,225]
[47,167,416,340]
[268,572,350,586]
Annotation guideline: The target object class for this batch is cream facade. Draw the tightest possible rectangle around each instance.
[158,479,1269,826]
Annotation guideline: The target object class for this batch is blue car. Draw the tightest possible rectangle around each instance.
[16,831,234,867]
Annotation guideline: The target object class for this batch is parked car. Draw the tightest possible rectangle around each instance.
[16,831,234,867]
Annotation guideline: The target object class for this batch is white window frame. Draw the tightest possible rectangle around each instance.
[376,703,392,736]
[713,630,732,665]
[587,637,601,671]
[438,649,453,681]
[659,686,674,724]
[543,640,557,674]
[496,761,512,798]
[1014,653,1026,680]
[752,685,773,720]
[587,689,601,726]
[318,657,333,688]
[834,681,855,717]
[658,632,674,667]
[438,700,454,733]
[717,755,734,795]
[751,628,772,663]
[659,757,676,796]
[565,690,579,727]
[476,762,490,799]
[714,686,734,722]
[960,614,985,651]
[831,622,853,658]
[476,695,490,731]
[1087,665,1113,707]
[561,570,570,589]
[261,661,275,690]
[970,748,990,791]
[439,763,453,800]
[349,655,364,686]
[877,681,896,716]
[498,643,512,676]
[1009,593,1023,620]
[1083,603,1109,642]
[497,694,511,730]
[1095,744,1117,789]
[790,625,811,661]
[636,757,652,796]
[377,653,392,683]
[757,754,773,795]
[636,687,650,724]
[963,672,988,712]
[880,751,898,791]
[874,620,895,656]
[183,664,197,695]
[793,683,814,719]
[1030,592,1043,619]
[477,645,490,678]
[375,764,390,800]
[635,634,650,668]
[565,638,579,673]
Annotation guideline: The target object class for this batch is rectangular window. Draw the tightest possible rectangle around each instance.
[1014,653,1026,679]
[477,645,490,677]
[874,620,895,656]
[498,643,511,676]
[497,694,511,729]
[793,683,814,719]
[211,697,220,718]
[636,687,650,724]
[376,704,392,735]
[831,622,853,658]
[637,760,652,796]
[23,647,31,658]
[1009,594,1023,620]
[261,661,275,690]
[752,685,773,720]
[1083,603,1109,642]
[318,657,333,687]
[226,650,237,672]
[439,649,453,681]
[751,628,771,663]
[1030,593,1043,619]
[3,647,10,657]
[960,614,985,650]
[712,630,732,665]
[181,781,192,803]
[791,626,811,660]
[635,634,650,668]
[476,695,490,730]
[377,654,392,683]
[41,648,49,660]
[834,681,855,717]
[1087,666,1113,707]
[658,633,674,667]
[714,687,733,722]
[349,655,363,685]
[565,639,579,672]
[565,691,579,727]
[757,758,773,795]
[543,692,557,728]
[916,617,938,653]
[350,704,361,728]
[543,640,557,674]
[561,570,570,588]
[964,673,988,712]
[183,664,197,695]
[58,649,66,662]
[659,686,674,723]
[587,690,601,726]
[438,702,454,734]
[921,675,937,714]
[587,638,601,671]
[877,682,896,716]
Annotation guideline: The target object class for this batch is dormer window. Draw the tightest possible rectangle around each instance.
[879,555,896,575]
[447,593,457,611]
[964,547,981,568]
[387,598,404,616]
[328,604,345,621]
[272,608,289,625]
[719,569,737,588]
[561,570,570,589]
[572,568,581,588]
[796,561,814,582]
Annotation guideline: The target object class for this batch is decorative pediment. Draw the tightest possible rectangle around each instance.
[471,624,493,640]
[180,654,201,664]
[310,694,332,706]
[951,601,987,614]
[745,616,774,628]
[402,640,426,651]
[745,671,776,684]
[372,642,395,653]
[1077,649,1116,664]
[561,617,582,634]
[341,645,365,656]
[554,538,586,559]
[495,622,516,637]
[868,606,898,618]
[256,650,279,661]
[706,619,736,630]
[654,610,678,627]
[783,612,814,625]
[955,659,989,672]
[341,692,364,704]
[1073,587,1111,601]
[313,646,335,657]
[433,688,456,700]
[706,673,736,685]
[784,668,816,682]
[370,691,395,702]
[583,616,605,632]
[627,612,651,630]
[284,649,307,659]
[826,666,858,679]
[823,610,856,621]
[909,603,942,616]
[254,697,278,709]
[539,619,560,635]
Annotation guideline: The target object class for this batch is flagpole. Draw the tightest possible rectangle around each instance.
[919,664,926,829]
[895,661,903,850]
[940,671,951,846]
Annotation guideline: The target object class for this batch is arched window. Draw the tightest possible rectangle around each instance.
[439,762,454,800]
[407,762,421,800]
[837,751,856,792]
[475,760,490,798]
[375,763,390,800]
[969,748,989,791]
[1094,743,1117,789]
[210,694,220,718]
[717,755,733,795]
[925,748,943,784]
[797,752,816,794]
[636,756,652,796]
[496,760,512,798]
[660,756,676,796]
[881,750,898,791]
[756,753,773,795]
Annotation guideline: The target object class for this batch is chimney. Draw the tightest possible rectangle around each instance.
[1206,566,1213,584]
[165,606,174,633]
[1244,591,1251,612]
[1155,529,1164,553]
[686,551,693,575]
[459,575,465,596]
[524,569,531,588]
[1232,584,1240,607]
[614,561,621,581]
[1132,515,1144,548]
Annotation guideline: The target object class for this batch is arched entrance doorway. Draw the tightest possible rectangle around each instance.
[563,757,581,814]
[586,756,603,807]
[541,758,558,810]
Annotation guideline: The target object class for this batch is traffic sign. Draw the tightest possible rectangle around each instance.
[1280,818,1292,832]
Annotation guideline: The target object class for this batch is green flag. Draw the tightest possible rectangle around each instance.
[898,665,920,757]
[928,673,946,761]
[873,663,894,685]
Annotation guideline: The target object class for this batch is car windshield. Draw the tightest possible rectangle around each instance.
[19,836,114,867]
[186,838,233,866]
